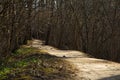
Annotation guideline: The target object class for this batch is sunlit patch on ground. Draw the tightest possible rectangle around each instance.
[30,39,120,80]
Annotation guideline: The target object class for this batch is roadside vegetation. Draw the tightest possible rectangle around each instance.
[0,45,77,80]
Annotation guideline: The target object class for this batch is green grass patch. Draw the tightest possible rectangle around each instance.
[0,55,40,79]
[12,47,38,56]
[0,67,11,79]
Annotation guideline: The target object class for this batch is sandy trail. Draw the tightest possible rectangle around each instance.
[31,39,120,80]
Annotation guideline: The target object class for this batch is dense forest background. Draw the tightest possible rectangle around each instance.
[0,0,120,62]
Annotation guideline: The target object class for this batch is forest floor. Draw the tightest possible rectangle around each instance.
[1,39,120,80]
[30,39,120,80]
[0,41,77,80]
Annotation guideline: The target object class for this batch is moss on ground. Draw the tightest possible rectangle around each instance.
[0,45,76,80]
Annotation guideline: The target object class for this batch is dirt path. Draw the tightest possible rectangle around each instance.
[31,39,120,80]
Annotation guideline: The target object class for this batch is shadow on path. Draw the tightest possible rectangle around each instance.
[99,75,120,80]
[30,39,120,80]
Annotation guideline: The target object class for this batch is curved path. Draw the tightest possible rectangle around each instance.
[31,39,120,80]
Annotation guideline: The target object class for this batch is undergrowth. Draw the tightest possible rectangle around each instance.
[0,45,76,80]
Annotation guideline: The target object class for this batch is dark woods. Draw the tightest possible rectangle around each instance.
[0,0,120,62]
[0,0,33,58]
